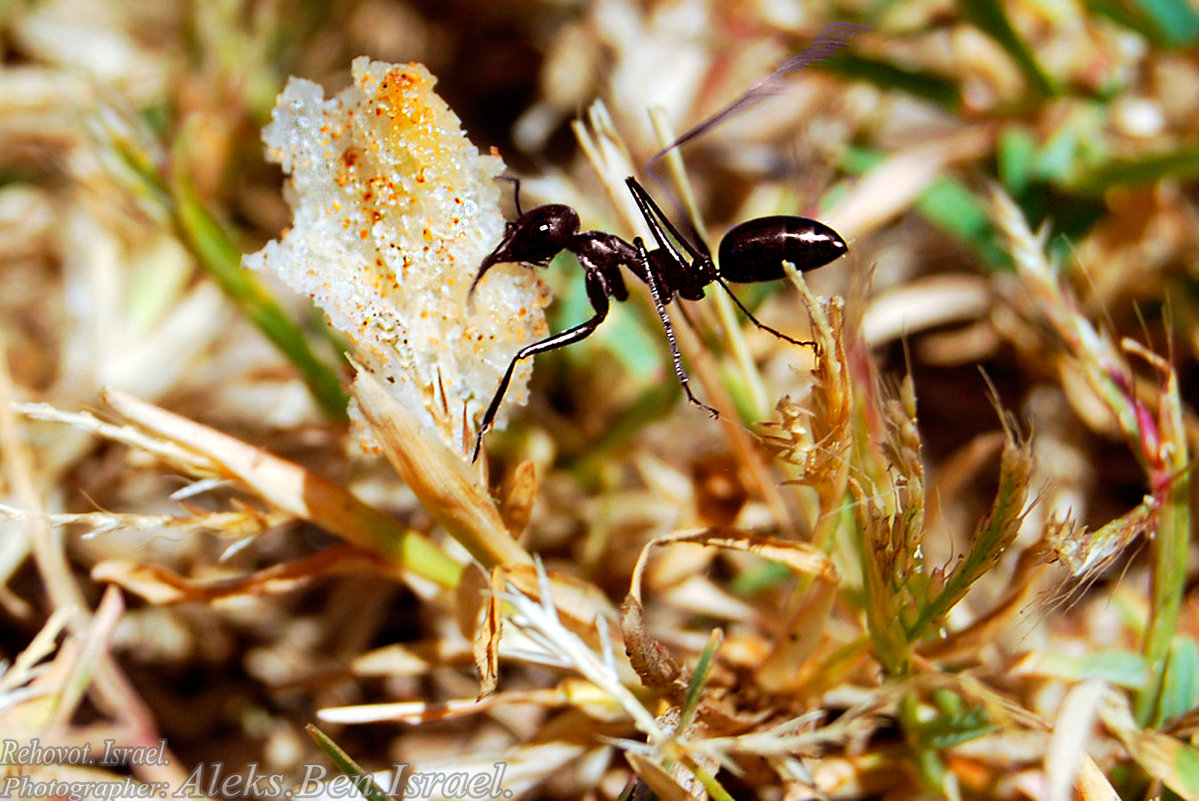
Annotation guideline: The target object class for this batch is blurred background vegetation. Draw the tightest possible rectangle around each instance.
[2,0,1199,798]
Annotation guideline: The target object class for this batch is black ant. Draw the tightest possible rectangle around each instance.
[467,21,867,461]
[468,175,848,461]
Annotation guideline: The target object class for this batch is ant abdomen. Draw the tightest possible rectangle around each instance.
[717,216,847,283]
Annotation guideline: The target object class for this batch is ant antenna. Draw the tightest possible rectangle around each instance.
[645,22,869,176]
[496,175,524,217]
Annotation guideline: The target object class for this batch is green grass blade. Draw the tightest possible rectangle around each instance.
[679,629,722,733]
[825,53,962,109]
[908,430,1032,641]
[1135,369,1191,726]
[1069,149,1199,194]
[171,177,350,422]
[957,0,1058,95]
[1159,636,1199,723]
[305,725,390,801]
[1129,0,1199,45]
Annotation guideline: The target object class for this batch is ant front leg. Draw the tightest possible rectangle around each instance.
[633,237,718,420]
[713,278,818,353]
[496,175,524,217]
[472,273,612,462]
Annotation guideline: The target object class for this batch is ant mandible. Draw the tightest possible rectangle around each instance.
[467,175,847,461]
[468,21,866,461]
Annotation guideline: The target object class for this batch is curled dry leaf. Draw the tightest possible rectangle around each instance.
[625,528,837,702]
[471,566,504,698]
[620,594,686,699]
[351,364,532,570]
[463,560,618,698]
[499,460,538,539]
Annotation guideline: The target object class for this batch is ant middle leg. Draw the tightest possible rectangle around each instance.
[472,277,612,462]
[633,237,718,420]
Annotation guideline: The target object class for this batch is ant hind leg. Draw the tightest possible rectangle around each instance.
[715,278,819,354]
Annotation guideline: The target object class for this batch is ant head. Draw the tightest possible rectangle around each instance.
[507,204,581,265]
[470,204,581,299]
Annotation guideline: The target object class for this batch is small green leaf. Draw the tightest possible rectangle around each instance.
[999,127,1038,195]
[1169,740,1199,798]
[730,560,793,595]
[918,703,996,749]
[915,178,1012,268]
[1019,649,1149,688]
[1160,636,1199,723]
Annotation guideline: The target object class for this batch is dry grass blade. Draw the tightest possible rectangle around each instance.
[103,388,461,586]
[92,546,389,605]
